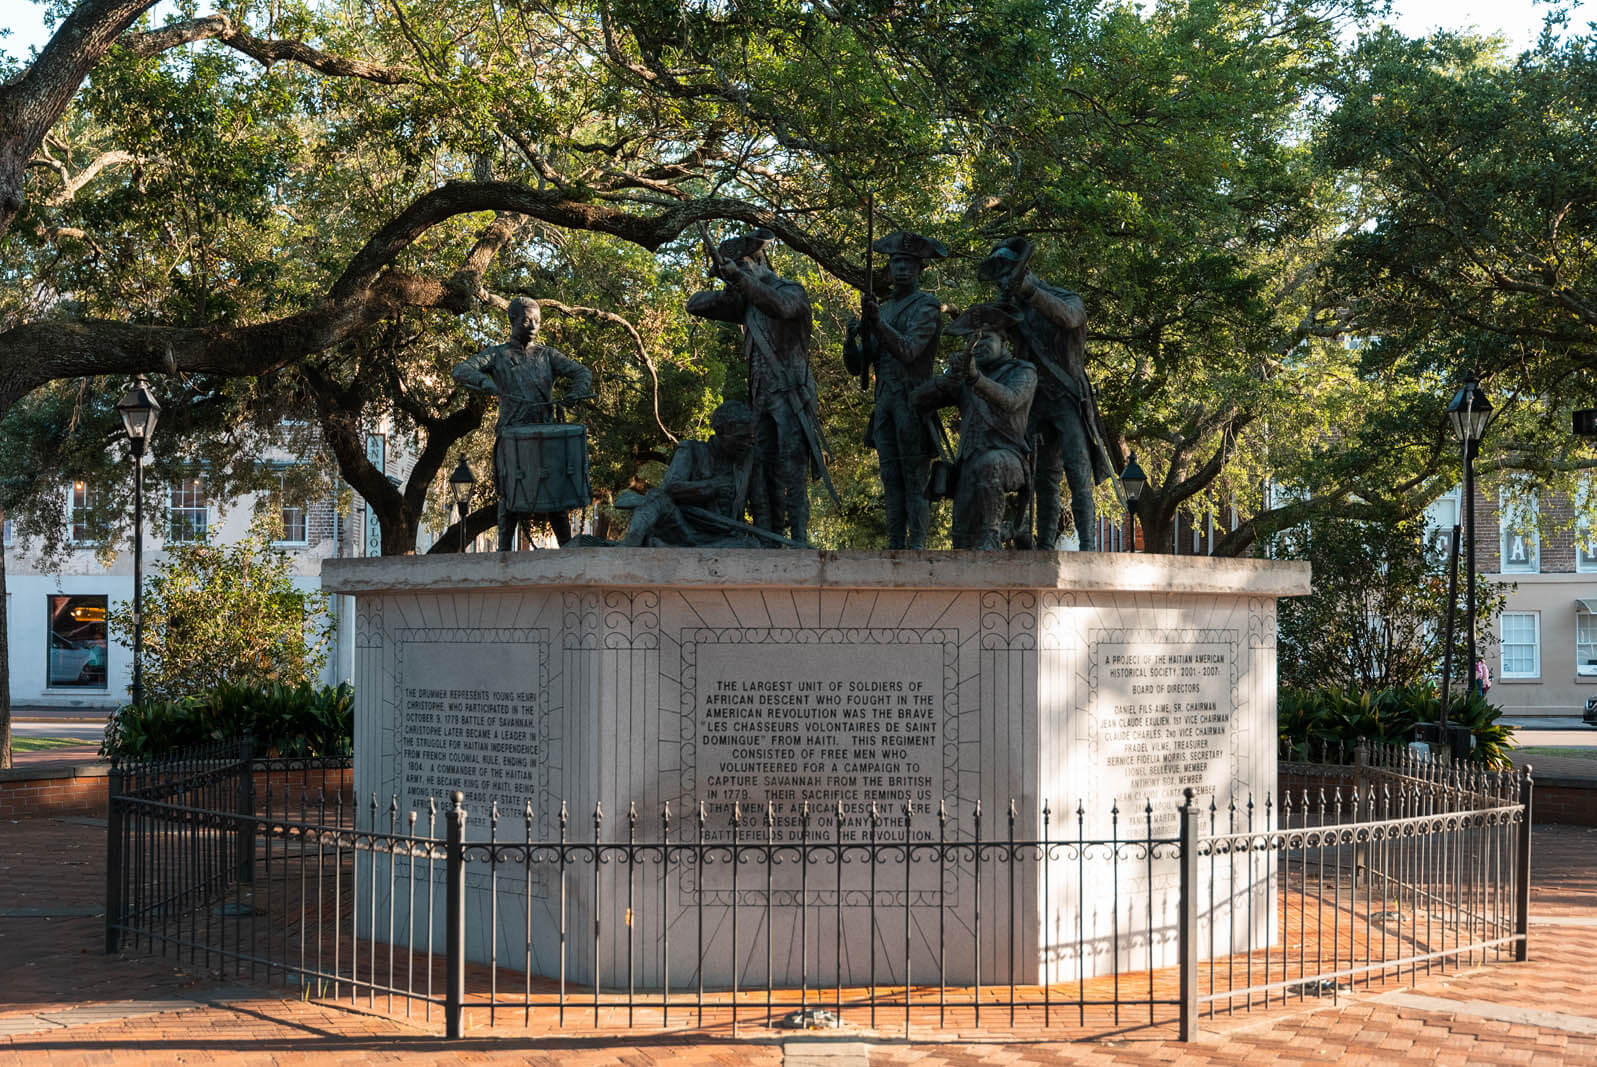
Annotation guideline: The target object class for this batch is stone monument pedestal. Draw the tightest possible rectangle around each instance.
[324,549,1308,989]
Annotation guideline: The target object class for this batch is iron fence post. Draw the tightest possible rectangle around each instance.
[1515,767,1533,962]
[446,791,467,1038]
[105,762,124,954]
[237,733,256,883]
[1354,742,1368,887]
[1178,788,1199,1041]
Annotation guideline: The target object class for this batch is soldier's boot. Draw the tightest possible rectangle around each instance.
[882,463,908,549]
[786,467,811,545]
[496,501,516,552]
[1065,467,1096,552]
[547,511,572,546]
[782,447,811,546]
[1035,493,1064,552]
[904,456,931,550]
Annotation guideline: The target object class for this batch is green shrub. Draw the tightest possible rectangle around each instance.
[104,681,353,760]
[1278,683,1516,769]
[107,528,334,704]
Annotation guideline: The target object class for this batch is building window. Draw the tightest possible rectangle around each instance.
[69,481,103,543]
[1498,490,1539,574]
[1578,604,1597,677]
[274,472,308,545]
[1500,612,1540,679]
[47,594,108,689]
[1424,487,1460,559]
[169,476,209,543]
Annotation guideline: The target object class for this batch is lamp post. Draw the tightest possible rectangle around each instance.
[1446,376,1493,712]
[116,377,160,707]
[448,455,476,553]
[1119,453,1147,553]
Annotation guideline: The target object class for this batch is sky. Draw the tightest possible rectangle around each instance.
[0,0,1589,60]
[1393,0,1586,47]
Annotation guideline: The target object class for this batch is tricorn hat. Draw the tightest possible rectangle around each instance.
[710,398,754,432]
[718,228,776,263]
[976,236,1033,282]
[873,230,949,261]
[945,301,1024,337]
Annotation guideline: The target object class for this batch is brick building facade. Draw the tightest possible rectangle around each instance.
[1429,484,1596,717]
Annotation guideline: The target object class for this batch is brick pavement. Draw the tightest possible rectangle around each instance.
[2,816,1595,1064]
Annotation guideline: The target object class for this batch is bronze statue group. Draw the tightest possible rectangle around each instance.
[453,230,1114,553]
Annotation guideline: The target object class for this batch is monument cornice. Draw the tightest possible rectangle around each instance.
[323,548,1311,597]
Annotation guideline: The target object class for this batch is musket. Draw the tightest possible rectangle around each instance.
[697,221,727,278]
[1000,238,1035,306]
[680,504,811,548]
[858,193,875,392]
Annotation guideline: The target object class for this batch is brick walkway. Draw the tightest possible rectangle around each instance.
[2,816,1596,1064]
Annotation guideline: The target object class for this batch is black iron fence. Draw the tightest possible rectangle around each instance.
[106,740,1531,1041]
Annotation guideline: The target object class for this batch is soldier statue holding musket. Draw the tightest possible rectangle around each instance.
[977,238,1114,550]
[687,228,834,545]
[843,229,948,550]
[911,303,1037,550]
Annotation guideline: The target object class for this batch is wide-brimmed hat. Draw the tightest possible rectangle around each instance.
[976,236,1033,282]
[873,230,949,261]
[718,228,776,263]
[946,301,1024,337]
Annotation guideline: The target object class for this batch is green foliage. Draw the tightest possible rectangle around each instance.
[1278,684,1517,769]
[0,0,1425,560]
[6,0,1594,562]
[102,681,354,759]
[1315,28,1597,503]
[1275,512,1508,693]
[106,528,333,702]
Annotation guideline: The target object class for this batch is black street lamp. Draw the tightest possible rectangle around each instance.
[116,376,160,707]
[449,455,476,553]
[1119,453,1147,553]
[1446,377,1494,712]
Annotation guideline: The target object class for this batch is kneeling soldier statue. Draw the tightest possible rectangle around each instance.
[619,400,803,548]
[912,303,1037,551]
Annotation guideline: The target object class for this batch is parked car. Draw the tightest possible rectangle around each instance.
[1585,694,1597,727]
[48,633,105,686]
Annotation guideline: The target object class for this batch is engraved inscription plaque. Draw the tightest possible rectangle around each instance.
[1091,631,1238,831]
[689,638,946,841]
[397,633,550,822]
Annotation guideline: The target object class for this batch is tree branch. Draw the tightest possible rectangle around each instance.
[0,181,855,420]
[534,299,678,444]
[124,14,414,83]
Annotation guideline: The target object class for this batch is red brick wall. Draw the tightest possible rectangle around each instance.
[1477,484,1583,574]
[0,766,108,819]
[0,764,352,822]
[1532,778,1597,827]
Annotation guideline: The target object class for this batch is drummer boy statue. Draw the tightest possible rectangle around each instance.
[453,297,593,549]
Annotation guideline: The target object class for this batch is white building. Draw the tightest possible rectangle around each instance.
[6,432,431,710]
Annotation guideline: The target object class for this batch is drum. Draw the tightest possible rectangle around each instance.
[495,423,590,513]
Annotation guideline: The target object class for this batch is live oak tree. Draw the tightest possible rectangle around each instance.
[7,0,1574,768]
[1307,26,1597,536]
[1274,512,1508,693]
